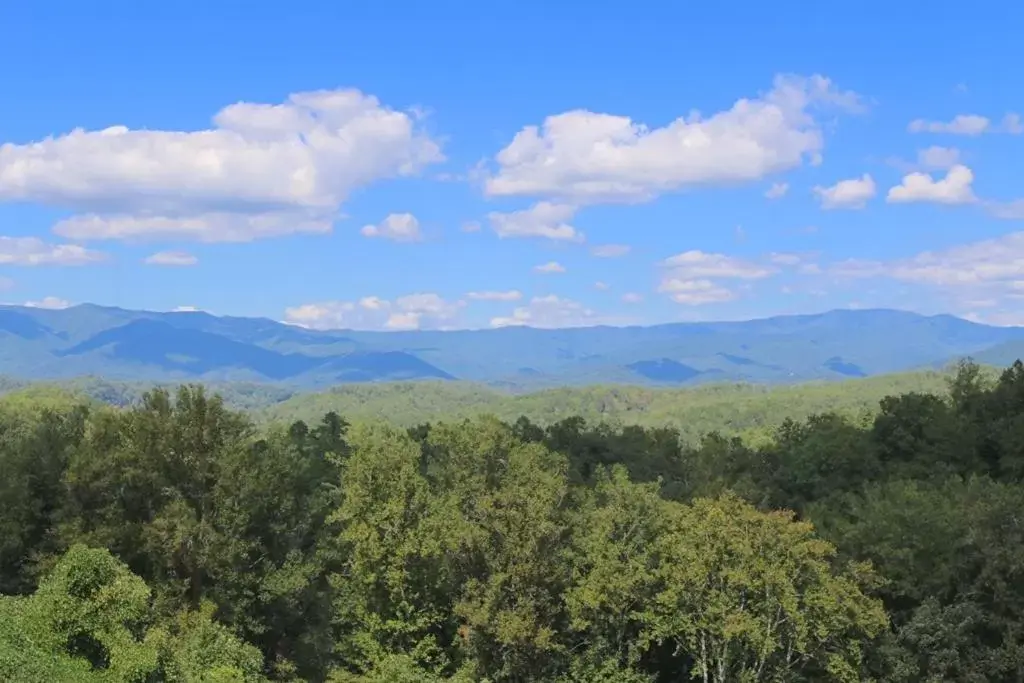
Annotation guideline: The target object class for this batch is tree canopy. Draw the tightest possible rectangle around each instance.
[2,360,1024,681]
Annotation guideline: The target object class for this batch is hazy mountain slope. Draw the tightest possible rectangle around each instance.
[3,303,1021,387]
[971,340,1024,367]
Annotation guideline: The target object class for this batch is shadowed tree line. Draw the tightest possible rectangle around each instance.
[1,359,1023,681]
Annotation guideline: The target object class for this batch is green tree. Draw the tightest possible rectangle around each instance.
[564,466,666,678]
[0,545,268,682]
[427,418,573,682]
[0,544,157,681]
[812,476,1024,681]
[330,422,457,675]
[56,388,342,678]
[642,493,887,682]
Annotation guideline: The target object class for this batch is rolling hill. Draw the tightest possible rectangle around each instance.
[254,369,966,443]
[1,303,1022,388]
[0,367,979,446]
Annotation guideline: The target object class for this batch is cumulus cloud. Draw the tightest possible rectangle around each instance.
[765,182,789,199]
[1004,113,1023,135]
[660,250,775,279]
[52,211,334,242]
[488,202,583,242]
[490,294,630,328]
[657,278,737,305]
[0,89,443,243]
[485,74,862,204]
[172,305,201,312]
[813,174,876,209]
[0,237,106,265]
[283,292,465,331]
[594,281,610,291]
[887,164,976,205]
[461,221,482,233]
[466,289,522,301]
[987,200,1024,220]
[621,292,644,304]
[841,233,1024,287]
[590,243,631,258]
[24,296,71,309]
[534,261,566,274]
[908,114,990,135]
[768,252,806,266]
[916,146,961,170]
[828,231,1024,323]
[908,113,1022,136]
[657,250,778,306]
[360,213,422,242]
[144,250,197,266]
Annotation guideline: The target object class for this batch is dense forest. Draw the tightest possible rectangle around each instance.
[2,359,1024,681]
[0,365,965,445]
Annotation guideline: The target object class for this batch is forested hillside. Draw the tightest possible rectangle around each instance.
[0,365,968,447]
[3,359,1024,680]
[257,368,961,443]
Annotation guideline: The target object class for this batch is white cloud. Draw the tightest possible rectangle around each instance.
[880,233,1024,287]
[0,237,106,265]
[660,250,775,279]
[887,164,976,205]
[466,289,522,301]
[172,305,201,312]
[768,252,805,266]
[828,232,1024,324]
[657,278,737,305]
[490,294,628,328]
[916,146,961,170]
[144,250,197,266]
[461,220,482,233]
[0,89,443,243]
[964,310,1024,327]
[621,292,644,303]
[590,243,631,258]
[813,174,876,209]
[360,213,422,242]
[52,210,334,242]
[24,296,71,309]
[829,258,886,279]
[283,292,465,331]
[908,114,990,136]
[594,281,610,290]
[534,261,566,274]
[765,181,789,199]
[657,250,776,306]
[987,200,1024,220]
[907,113,1022,136]
[485,74,862,204]
[1003,113,1023,134]
[488,202,583,242]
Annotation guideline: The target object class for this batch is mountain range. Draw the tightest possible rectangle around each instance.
[0,304,1021,388]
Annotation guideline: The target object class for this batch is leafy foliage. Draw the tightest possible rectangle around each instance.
[4,359,1024,680]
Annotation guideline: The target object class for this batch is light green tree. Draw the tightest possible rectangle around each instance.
[642,493,887,683]
[330,422,456,674]
[0,544,266,682]
[563,465,665,680]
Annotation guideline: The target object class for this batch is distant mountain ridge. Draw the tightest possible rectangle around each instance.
[2,304,1021,388]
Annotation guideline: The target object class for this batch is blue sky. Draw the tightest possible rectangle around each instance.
[1,1,1022,330]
